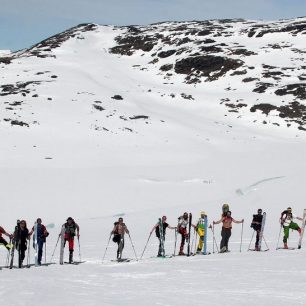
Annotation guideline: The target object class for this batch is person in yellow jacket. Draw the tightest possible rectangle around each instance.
[195,211,207,253]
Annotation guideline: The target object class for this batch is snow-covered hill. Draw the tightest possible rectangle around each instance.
[1,17,306,306]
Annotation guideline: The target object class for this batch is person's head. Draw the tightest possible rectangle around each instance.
[200,211,206,218]
[183,212,188,220]
[226,211,232,217]
[257,209,262,215]
[37,218,42,224]
[118,217,123,224]
[287,207,292,213]
[222,204,229,212]
[162,216,167,222]
[67,217,73,224]
[20,220,27,228]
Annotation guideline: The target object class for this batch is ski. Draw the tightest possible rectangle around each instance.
[248,249,269,252]
[59,225,65,265]
[257,212,266,251]
[298,208,306,249]
[203,215,208,255]
[9,240,15,269]
[64,261,86,265]
[187,213,192,256]
[158,218,165,257]
[111,258,131,263]
[276,247,296,250]
[34,222,38,267]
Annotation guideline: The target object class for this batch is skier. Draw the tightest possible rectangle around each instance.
[0,226,13,250]
[29,218,49,265]
[250,209,263,251]
[13,220,29,267]
[111,217,129,259]
[62,217,80,263]
[195,211,207,254]
[280,207,303,249]
[213,211,244,253]
[150,216,176,257]
[177,212,190,255]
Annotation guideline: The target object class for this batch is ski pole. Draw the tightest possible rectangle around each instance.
[263,235,269,251]
[77,236,81,262]
[193,231,199,255]
[50,235,60,263]
[140,232,152,260]
[190,228,196,255]
[276,223,283,250]
[211,224,219,253]
[173,228,178,256]
[45,242,47,264]
[240,222,244,253]
[6,237,12,267]
[27,237,31,267]
[102,233,112,263]
[247,231,255,251]
[128,233,138,261]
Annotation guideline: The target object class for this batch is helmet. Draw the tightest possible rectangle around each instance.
[222,204,229,212]
[200,211,206,216]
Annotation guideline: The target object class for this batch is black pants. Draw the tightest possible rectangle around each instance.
[113,234,124,258]
[158,237,165,256]
[220,228,231,250]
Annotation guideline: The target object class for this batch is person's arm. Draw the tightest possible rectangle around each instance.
[167,225,176,230]
[125,225,129,234]
[2,228,13,239]
[232,218,244,224]
[297,216,303,221]
[28,226,34,236]
[150,224,158,234]
[213,217,223,225]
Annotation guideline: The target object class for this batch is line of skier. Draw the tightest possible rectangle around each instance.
[0,217,80,268]
[1,205,305,267]
[107,204,306,260]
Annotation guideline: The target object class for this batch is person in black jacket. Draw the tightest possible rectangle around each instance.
[13,220,29,267]
[251,209,263,251]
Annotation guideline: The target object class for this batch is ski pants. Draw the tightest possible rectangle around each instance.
[64,234,74,251]
[37,239,44,263]
[255,230,260,248]
[283,222,300,243]
[197,228,205,251]
[158,237,165,256]
[0,237,9,250]
[220,228,231,250]
[178,227,188,252]
[17,240,27,262]
[113,234,124,257]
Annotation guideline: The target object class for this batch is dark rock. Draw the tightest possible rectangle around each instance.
[11,120,29,127]
[158,50,176,58]
[93,104,104,111]
[129,115,149,120]
[111,95,123,100]
[250,103,278,115]
[242,77,259,83]
[275,84,306,100]
[253,82,274,93]
[160,64,173,71]
[174,55,244,81]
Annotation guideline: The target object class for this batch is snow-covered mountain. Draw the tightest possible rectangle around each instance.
[1,17,306,306]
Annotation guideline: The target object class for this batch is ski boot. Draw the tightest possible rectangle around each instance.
[284,243,288,249]
[69,250,74,263]
[196,248,202,254]
[220,246,227,253]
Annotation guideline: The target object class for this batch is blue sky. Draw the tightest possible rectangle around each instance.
[1,0,305,51]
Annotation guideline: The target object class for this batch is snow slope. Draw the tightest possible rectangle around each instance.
[0,17,306,306]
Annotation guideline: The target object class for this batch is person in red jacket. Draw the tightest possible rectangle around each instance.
[0,226,13,250]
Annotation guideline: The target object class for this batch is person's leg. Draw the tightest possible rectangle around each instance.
[220,228,226,250]
[179,228,186,254]
[197,228,204,252]
[283,226,289,246]
[68,237,74,263]
[224,229,231,251]
[38,240,44,264]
